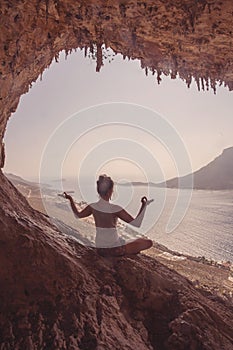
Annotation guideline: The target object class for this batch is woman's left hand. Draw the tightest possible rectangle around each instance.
[141,196,154,205]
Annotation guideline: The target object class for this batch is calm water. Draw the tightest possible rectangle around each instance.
[149,189,233,262]
[41,179,233,262]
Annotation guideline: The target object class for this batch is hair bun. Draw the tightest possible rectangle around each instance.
[97,174,114,196]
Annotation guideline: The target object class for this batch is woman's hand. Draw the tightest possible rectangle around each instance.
[141,196,154,206]
[63,192,72,200]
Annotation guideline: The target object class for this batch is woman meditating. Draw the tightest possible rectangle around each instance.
[64,174,153,256]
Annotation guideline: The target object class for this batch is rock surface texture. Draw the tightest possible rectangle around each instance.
[1,169,233,349]
[0,0,233,349]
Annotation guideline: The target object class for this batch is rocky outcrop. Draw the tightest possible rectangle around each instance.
[1,1,233,349]
[1,171,233,349]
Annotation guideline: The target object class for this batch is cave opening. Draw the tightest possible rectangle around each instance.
[1,1,233,348]
[3,45,233,185]
[2,44,233,261]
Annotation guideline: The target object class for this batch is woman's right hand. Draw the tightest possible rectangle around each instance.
[63,192,72,200]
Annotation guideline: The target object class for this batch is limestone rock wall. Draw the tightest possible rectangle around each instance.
[1,1,233,349]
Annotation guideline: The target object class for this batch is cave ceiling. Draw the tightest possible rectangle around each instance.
[0,0,233,166]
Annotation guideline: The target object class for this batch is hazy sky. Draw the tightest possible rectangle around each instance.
[4,48,233,182]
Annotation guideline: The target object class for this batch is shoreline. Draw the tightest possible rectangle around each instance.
[145,242,233,304]
[7,175,233,304]
[29,194,233,305]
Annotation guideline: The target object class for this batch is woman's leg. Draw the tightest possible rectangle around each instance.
[96,238,153,257]
[124,238,153,255]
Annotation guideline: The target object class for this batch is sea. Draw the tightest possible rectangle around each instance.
[40,178,233,263]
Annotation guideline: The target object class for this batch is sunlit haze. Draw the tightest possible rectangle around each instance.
[4,49,233,183]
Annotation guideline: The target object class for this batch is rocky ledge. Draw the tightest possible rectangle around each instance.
[1,171,233,349]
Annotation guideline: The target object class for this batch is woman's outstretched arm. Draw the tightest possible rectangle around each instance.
[117,196,153,227]
[64,192,92,218]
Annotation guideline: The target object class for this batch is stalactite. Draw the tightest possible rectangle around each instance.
[54,52,59,63]
[84,46,88,57]
[210,78,217,94]
[171,70,177,79]
[185,75,192,89]
[157,69,162,84]
[96,43,103,72]
[65,49,72,59]
[201,77,205,91]
[90,43,94,55]
[195,76,200,91]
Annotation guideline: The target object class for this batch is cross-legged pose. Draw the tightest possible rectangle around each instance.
[64,174,153,256]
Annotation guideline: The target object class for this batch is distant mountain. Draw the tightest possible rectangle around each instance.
[6,147,233,192]
[161,147,233,190]
[117,181,157,186]
[5,173,38,187]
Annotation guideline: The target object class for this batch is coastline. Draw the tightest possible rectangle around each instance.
[145,242,233,304]
[15,179,232,306]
